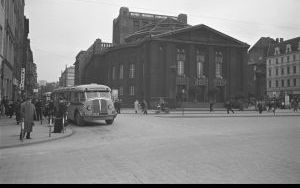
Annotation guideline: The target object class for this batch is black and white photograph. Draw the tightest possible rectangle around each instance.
[0,0,299,184]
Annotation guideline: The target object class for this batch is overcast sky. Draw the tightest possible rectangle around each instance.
[24,0,300,83]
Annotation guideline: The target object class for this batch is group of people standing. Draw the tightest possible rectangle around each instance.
[134,99,148,115]
[1,95,68,140]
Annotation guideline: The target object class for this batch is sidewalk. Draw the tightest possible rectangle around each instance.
[0,116,74,149]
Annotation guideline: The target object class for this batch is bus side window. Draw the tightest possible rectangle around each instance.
[79,92,85,102]
[70,92,75,103]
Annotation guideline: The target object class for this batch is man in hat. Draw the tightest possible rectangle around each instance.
[20,96,37,139]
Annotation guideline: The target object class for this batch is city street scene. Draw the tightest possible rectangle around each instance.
[0,0,300,184]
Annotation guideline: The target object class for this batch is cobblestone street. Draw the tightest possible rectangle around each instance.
[0,112,299,184]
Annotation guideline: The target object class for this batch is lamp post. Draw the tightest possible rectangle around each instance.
[182,89,185,116]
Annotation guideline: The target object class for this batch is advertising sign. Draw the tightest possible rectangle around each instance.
[20,68,25,90]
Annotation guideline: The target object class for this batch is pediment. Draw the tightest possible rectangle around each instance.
[153,24,249,47]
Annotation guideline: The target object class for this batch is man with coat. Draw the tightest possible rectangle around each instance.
[20,96,37,139]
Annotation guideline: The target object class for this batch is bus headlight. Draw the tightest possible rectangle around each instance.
[108,104,113,110]
[86,105,92,111]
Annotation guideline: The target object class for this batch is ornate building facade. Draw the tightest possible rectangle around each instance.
[266,37,300,100]
[82,9,250,107]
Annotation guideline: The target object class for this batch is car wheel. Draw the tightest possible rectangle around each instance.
[106,119,114,125]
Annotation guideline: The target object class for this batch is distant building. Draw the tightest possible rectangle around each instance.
[73,39,112,85]
[59,66,75,87]
[266,37,300,100]
[113,7,187,45]
[248,37,277,99]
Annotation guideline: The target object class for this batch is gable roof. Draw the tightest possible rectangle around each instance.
[153,24,249,47]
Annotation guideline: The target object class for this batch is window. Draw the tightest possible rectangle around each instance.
[286,44,292,53]
[281,57,284,63]
[133,21,140,31]
[281,68,284,75]
[119,87,124,96]
[293,66,297,74]
[269,81,272,88]
[268,59,271,65]
[276,58,278,64]
[293,54,296,61]
[287,79,290,87]
[129,86,135,96]
[177,48,185,76]
[275,47,280,55]
[196,50,205,78]
[215,51,223,78]
[276,68,278,76]
[276,80,279,88]
[268,69,272,77]
[287,66,290,75]
[287,56,290,62]
[129,64,136,79]
[0,25,2,53]
[112,66,116,80]
[119,65,124,79]
[294,79,297,87]
[281,80,284,87]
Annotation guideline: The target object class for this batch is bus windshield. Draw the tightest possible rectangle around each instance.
[85,91,111,99]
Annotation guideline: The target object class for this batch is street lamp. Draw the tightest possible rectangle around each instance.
[182,89,185,116]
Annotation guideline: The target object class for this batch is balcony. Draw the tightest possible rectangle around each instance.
[214,77,227,87]
[195,77,208,86]
[176,75,189,85]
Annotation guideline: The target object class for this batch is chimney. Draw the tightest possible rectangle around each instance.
[280,38,284,43]
[276,38,279,43]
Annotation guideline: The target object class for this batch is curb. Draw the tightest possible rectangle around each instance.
[156,114,300,118]
[0,127,75,150]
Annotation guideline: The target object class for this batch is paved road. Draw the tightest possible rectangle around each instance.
[0,113,299,184]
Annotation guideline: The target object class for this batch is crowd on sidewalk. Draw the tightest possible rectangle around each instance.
[0,95,69,141]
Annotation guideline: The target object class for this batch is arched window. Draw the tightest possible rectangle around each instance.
[177,48,185,76]
[286,44,292,54]
[215,52,223,78]
[275,47,280,55]
[196,50,205,78]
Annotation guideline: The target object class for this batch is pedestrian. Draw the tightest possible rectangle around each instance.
[20,96,37,140]
[209,100,214,112]
[257,101,263,114]
[35,99,43,121]
[0,96,5,117]
[3,96,9,117]
[114,99,121,114]
[14,99,22,125]
[7,100,14,118]
[134,99,139,114]
[226,100,234,114]
[271,100,276,116]
[53,97,67,133]
[142,99,148,115]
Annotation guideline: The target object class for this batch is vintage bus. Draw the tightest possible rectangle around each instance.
[52,84,117,125]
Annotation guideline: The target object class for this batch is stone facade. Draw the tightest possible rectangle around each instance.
[59,66,75,87]
[0,0,35,100]
[73,39,112,86]
[113,7,187,45]
[248,37,277,99]
[84,24,250,108]
[266,37,300,100]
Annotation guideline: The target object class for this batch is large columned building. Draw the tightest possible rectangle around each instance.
[83,9,250,107]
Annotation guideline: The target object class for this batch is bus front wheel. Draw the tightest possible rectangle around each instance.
[75,112,84,126]
[106,119,114,125]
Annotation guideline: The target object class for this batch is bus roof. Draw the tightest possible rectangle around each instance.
[53,84,111,93]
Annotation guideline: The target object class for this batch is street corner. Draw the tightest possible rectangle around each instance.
[0,120,75,150]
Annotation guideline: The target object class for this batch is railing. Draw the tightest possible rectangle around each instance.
[214,78,227,87]
[195,77,208,86]
[176,75,189,85]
